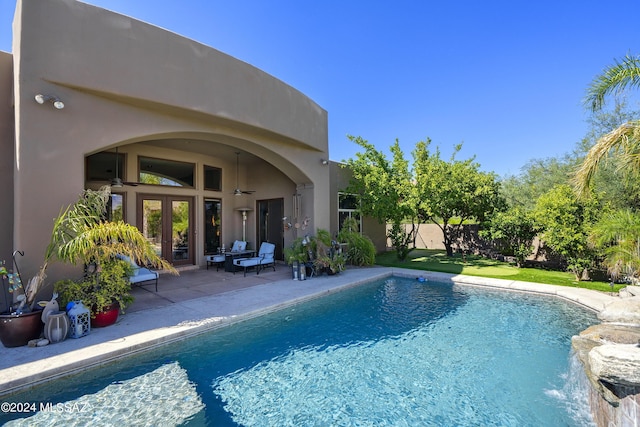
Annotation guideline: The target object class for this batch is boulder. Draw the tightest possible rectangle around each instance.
[598,298,640,324]
[589,344,640,387]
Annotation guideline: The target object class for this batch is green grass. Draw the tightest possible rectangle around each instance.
[376,249,624,293]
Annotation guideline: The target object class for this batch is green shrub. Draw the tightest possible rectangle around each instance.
[337,218,376,266]
[55,258,134,316]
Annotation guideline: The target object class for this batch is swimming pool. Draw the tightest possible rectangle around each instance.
[1,276,597,426]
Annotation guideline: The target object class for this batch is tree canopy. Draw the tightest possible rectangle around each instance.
[344,136,504,259]
[533,184,601,280]
[344,136,419,260]
[413,141,504,256]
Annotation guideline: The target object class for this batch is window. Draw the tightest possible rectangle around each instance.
[204,165,222,191]
[139,156,194,187]
[86,151,124,182]
[108,193,124,221]
[338,193,361,232]
[204,199,222,254]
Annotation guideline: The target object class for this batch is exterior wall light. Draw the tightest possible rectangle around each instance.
[321,159,329,165]
[35,94,65,109]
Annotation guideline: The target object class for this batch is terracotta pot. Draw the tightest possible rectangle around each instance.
[91,303,119,328]
[0,310,44,347]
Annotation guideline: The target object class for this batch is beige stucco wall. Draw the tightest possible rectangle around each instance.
[0,51,14,268]
[10,0,330,289]
[329,161,387,253]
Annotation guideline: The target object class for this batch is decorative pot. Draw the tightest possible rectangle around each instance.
[91,302,119,328]
[0,310,44,348]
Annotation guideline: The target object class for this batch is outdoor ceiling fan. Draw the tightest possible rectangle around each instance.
[111,147,139,188]
[233,152,255,196]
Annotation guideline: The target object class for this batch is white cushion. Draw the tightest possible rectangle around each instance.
[235,257,260,267]
[231,240,247,252]
[130,268,158,284]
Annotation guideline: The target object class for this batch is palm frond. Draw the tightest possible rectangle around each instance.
[25,186,176,308]
[590,209,640,280]
[572,120,640,197]
[585,54,640,112]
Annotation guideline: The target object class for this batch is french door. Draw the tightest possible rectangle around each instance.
[137,195,194,266]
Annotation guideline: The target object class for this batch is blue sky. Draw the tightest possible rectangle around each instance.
[1,1,638,176]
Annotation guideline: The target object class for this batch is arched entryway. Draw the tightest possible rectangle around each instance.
[84,138,317,267]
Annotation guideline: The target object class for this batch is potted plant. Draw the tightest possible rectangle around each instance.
[54,258,134,327]
[0,259,44,347]
[313,229,346,275]
[328,252,346,274]
[283,237,307,265]
[27,186,175,328]
[284,237,311,279]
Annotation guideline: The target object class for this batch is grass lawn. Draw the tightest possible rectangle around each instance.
[376,249,624,293]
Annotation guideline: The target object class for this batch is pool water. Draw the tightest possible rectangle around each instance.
[2,277,597,426]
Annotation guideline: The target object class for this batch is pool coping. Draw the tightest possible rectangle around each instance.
[0,267,616,398]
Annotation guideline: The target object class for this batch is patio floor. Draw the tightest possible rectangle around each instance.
[127,261,294,313]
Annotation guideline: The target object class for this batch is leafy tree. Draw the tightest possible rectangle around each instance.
[533,184,601,280]
[480,206,538,267]
[590,209,640,283]
[500,156,576,211]
[413,141,505,256]
[574,54,640,196]
[344,136,419,260]
[502,100,640,212]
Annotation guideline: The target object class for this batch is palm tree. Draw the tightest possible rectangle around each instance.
[22,186,176,310]
[590,209,640,283]
[573,54,640,196]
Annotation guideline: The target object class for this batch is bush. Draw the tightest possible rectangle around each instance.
[55,258,134,316]
[337,218,376,266]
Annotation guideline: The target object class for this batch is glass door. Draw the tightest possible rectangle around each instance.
[257,198,284,260]
[138,195,194,265]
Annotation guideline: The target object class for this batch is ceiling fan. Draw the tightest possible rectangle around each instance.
[111,147,139,188]
[233,151,255,196]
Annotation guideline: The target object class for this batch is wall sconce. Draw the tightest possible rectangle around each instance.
[321,159,329,165]
[35,94,64,109]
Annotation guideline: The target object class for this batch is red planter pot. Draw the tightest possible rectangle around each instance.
[0,310,44,347]
[91,303,120,328]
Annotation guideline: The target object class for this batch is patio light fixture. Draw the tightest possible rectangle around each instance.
[35,94,65,109]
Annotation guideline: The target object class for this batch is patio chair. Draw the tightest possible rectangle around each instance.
[205,254,225,271]
[230,240,247,252]
[233,242,276,277]
[116,254,159,292]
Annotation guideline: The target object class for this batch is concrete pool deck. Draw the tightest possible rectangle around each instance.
[0,266,617,397]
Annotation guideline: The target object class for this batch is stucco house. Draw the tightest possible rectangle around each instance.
[0,0,385,308]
